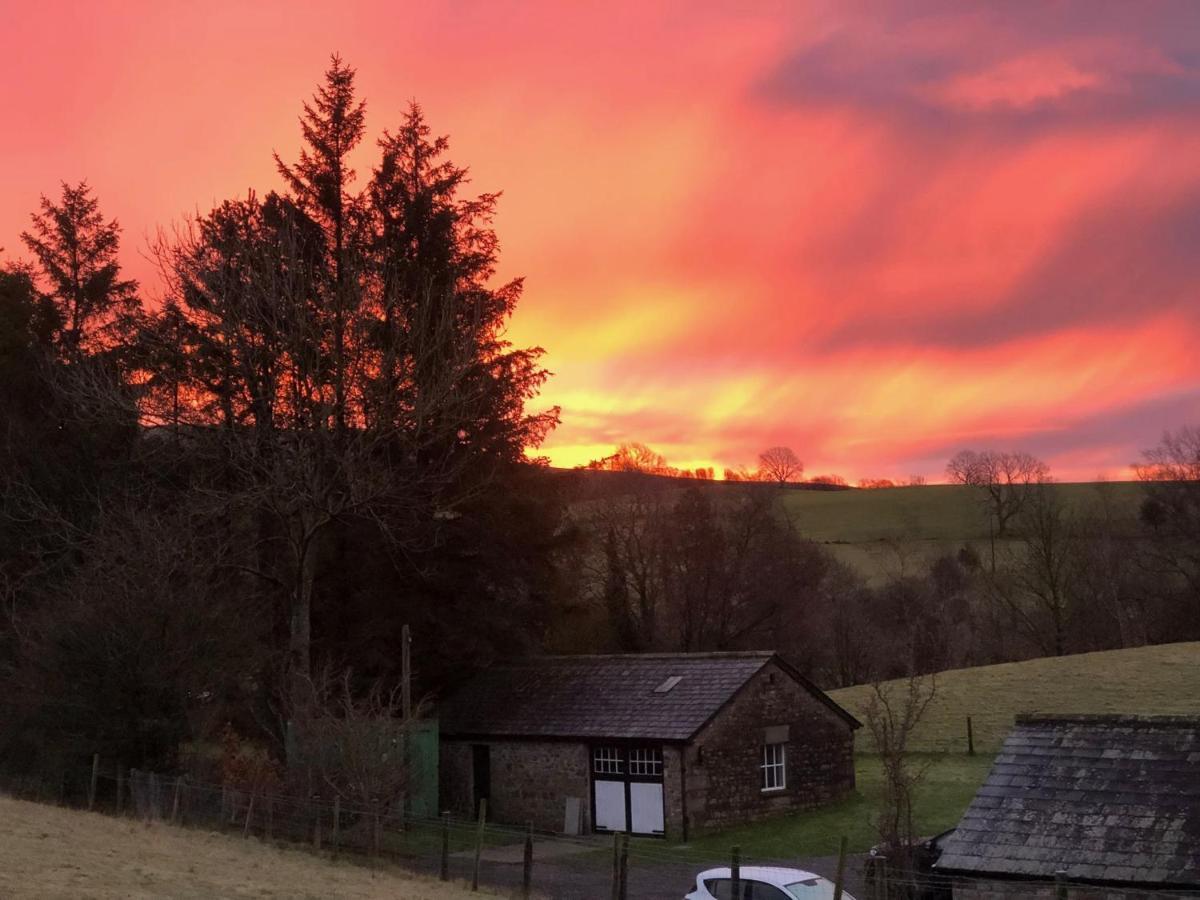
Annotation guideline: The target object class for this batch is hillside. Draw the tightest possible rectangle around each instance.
[565,474,1145,583]
[779,481,1143,582]
[829,641,1200,753]
[0,796,494,900]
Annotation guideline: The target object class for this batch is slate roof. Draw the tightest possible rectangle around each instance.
[438,652,859,741]
[936,715,1200,887]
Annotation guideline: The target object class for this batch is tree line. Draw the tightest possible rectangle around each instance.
[2,55,1197,789]
[563,439,1200,687]
[0,56,568,780]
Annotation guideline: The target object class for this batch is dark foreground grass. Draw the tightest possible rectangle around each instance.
[664,753,993,861]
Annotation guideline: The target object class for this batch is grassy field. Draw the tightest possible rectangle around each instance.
[778,481,1143,583]
[666,754,993,859]
[829,641,1200,754]
[670,641,1198,858]
[570,475,1145,584]
[0,796,499,899]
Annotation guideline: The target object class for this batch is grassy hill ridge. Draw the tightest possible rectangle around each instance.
[829,641,1200,754]
[566,473,1145,583]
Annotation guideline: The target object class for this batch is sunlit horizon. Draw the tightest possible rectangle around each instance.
[3,1,1198,482]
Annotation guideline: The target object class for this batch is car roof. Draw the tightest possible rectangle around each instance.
[697,867,822,884]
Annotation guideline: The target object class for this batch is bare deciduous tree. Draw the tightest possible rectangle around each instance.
[295,667,426,815]
[946,449,1050,537]
[1002,483,1077,656]
[1135,427,1200,635]
[863,673,937,877]
[758,446,803,485]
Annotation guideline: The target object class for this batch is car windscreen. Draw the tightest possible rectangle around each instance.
[783,878,836,900]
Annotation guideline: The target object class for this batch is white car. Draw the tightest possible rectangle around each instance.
[685,866,856,900]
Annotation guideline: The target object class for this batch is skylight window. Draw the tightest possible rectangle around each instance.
[654,675,683,693]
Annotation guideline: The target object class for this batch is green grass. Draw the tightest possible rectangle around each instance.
[829,642,1200,754]
[656,754,993,860]
[648,641,1198,859]
[779,482,1143,583]
[571,477,1146,584]
[778,482,1143,543]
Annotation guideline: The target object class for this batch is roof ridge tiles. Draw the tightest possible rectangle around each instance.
[1015,714,1200,728]
[493,651,777,663]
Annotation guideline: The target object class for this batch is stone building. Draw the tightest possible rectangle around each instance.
[936,715,1200,900]
[438,652,859,839]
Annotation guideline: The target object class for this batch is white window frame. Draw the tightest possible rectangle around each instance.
[593,746,624,775]
[761,742,786,792]
[628,747,663,777]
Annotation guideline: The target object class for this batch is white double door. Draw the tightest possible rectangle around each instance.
[594,779,665,834]
[592,745,665,835]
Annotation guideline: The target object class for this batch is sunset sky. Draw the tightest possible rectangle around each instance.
[3,1,1199,481]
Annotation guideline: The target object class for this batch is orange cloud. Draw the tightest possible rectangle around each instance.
[3,1,1199,483]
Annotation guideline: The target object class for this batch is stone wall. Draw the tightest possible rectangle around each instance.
[662,744,685,839]
[440,738,592,834]
[683,660,856,832]
[953,878,1169,900]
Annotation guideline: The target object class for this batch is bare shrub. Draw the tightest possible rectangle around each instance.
[863,673,937,876]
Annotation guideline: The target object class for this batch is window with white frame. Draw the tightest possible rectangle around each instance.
[628,747,663,777]
[761,742,786,791]
[593,746,624,775]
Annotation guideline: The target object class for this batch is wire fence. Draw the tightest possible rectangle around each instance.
[3,760,1195,900]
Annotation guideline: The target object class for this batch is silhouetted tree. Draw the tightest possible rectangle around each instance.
[20,182,139,361]
[589,442,673,475]
[1005,484,1077,656]
[947,449,1049,537]
[275,54,367,439]
[138,70,560,757]
[1135,427,1200,639]
[758,446,803,484]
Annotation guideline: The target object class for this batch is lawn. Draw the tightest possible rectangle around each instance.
[829,641,1200,753]
[0,795,500,899]
[655,754,994,862]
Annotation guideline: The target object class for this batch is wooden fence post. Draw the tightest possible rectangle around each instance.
[967,715,976,755]
[171,777,182,824]
[877,856,889,900]
[332,797,341,856]
[610,832,621,900]
[88,754,99,811]
[244,793,255,838]
[116,767,125,816]
[731,845,741,900]
[266,794,274,842]
[440,811,450,881]
[372,799,382,859]
[618,832,629,900]
[832,836,848,900]
[471,798,487,892]
[311,794,321,850]
[522,821,533,898]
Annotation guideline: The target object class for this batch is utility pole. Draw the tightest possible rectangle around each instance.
[402,623,412,720]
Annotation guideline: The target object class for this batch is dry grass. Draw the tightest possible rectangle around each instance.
[830,641,1200,753]
[0,795,499,899]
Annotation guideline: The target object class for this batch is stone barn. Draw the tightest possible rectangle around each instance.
[936,715,1200,900]
[438,652,859,839]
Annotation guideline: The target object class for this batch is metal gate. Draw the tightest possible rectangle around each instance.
[590,744,665,836]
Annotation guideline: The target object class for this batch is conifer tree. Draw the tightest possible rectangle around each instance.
[20,181,139,361]
[275,54,367,437]
[369,102,557,470]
